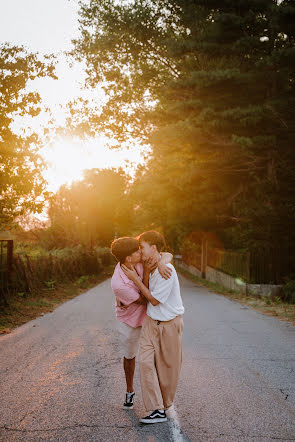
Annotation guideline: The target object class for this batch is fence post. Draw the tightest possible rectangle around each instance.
[201,238,208,278]
[7,240,13,285]
[245,251,250,295]
[246,252,250,282]
[16,254,31,295]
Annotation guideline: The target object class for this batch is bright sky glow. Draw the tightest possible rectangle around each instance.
[0,0,147,192]
[41,137,146,192]
[0,0,80,54]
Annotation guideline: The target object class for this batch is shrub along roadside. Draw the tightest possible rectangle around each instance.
[0,266,115,335]
[0,246,116,334]
[176,266,295,325]
[10,246,114,296]
[282,281,295,304]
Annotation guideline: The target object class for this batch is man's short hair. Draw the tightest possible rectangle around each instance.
[110,237,139,264]
[138,230,165,252]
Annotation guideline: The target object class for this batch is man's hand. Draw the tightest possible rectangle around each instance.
[121,264,140,283]
[133,294,147,305]
[116,298,128,310]
[158,261,172,280]
[143,256,157,274]
[122,265,160,307]
[143,256,172,279]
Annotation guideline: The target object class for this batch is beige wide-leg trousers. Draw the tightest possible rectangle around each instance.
[139,314,184,412]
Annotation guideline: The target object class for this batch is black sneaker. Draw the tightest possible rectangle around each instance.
[140,410,167,424]
[123,392,135,409]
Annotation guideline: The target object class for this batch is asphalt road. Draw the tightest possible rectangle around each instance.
[0,274,294,442]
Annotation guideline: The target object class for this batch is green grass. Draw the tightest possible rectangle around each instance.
[23,299,54,308]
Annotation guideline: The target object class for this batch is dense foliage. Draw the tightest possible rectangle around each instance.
[0,44,56,228]
[12,245,113,295]
[45,168,132,248]
[73,0,295,257]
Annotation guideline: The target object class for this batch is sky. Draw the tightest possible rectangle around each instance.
[0,0,81,54]
[0,0,146,192]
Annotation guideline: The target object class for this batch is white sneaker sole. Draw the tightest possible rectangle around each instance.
[140,417,167,424]
[123,404,134,409]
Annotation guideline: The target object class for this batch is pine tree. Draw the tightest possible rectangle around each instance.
[73,1,295,258]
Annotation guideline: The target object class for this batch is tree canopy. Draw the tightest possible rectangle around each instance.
[73,0,295,251]
[0,44,56,228]
[75,0,295,252]
[46,168,132,248]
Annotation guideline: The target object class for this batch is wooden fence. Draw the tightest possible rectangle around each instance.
[0,247,114,302]
[181,238,289,284]
[207,246,250,282]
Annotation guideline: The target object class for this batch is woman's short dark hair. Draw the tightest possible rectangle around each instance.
[110,237,139,264]
[138,230,165,252]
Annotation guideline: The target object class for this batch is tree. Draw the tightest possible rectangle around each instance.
[0,44,56,228]
[73,1,295,252]
[47,168,132,248]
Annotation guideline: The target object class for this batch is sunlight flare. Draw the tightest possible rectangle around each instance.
[41,137,146,192]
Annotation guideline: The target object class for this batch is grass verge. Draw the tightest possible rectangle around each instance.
[0,266,114,335]
[176,266,295,325]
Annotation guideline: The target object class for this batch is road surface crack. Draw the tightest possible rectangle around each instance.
[217,434,295,441]
[0,423,130,433]
[280,388,289,400]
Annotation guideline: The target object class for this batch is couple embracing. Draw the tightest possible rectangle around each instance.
[110,230,184,424]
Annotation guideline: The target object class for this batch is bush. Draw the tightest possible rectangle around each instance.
[282,280,295,304]
[77,275,89,288]
[180,237,202,270]
[11,246,114,294]
[94,246,115,266]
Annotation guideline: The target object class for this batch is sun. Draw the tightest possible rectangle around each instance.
[40,136,146,192]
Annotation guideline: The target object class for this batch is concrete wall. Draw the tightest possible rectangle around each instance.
[247,284,283,297]
[206,265,247,294]
[176,260,282,297]
[175,260,202,278]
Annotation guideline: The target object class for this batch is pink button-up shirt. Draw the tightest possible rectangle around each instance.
[111,262,147,328]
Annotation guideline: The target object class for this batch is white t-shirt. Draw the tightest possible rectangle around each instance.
[147,263,184,321]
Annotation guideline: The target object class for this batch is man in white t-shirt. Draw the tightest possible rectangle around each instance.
[110,236,172,411]
[122,230,184,424]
